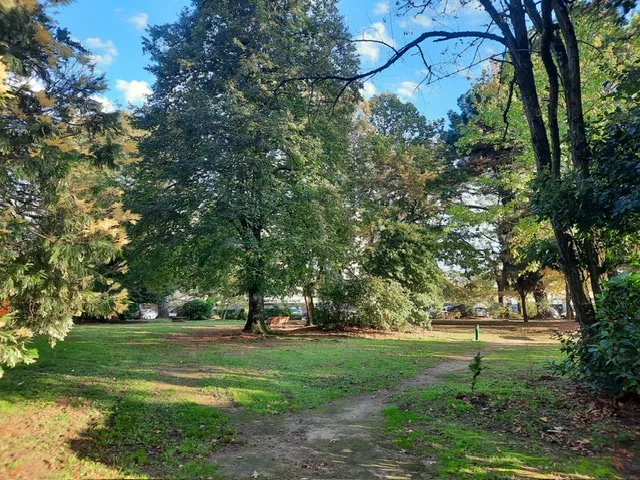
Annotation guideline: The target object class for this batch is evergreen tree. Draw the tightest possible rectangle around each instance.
[0,0,139,376]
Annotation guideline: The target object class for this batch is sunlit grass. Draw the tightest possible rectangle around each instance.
[0,319,480,478]
[384,344,621,479]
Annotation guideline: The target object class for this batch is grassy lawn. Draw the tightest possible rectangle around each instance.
[1,320,636,479]
[0,319,475,479]
[383,344,639,479]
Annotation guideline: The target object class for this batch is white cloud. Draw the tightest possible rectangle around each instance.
[116,79,152,105]
[373,2,390,15]
[400,0,486,30]
[356,22,395,63]
[26,77,45,92]
[84,37,118,67]
[361,81,377,99]
[448,0,484,17]
[91,94,116,113]
[412,14,435,27]
[127,12,149,31]
[397,81,419,99]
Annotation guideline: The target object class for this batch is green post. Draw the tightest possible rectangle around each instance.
[475,324,480,341]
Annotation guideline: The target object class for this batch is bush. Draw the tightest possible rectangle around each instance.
[445,303,475,318]
[553,273,640,397]
[180,300,213,320]
[488,303,523,320]
[264,305,291,319]
[225,307,247,321]
[316,276,412,331]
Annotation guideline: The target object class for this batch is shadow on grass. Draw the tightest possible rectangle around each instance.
[386,409,618,479]
[69,398,234,479]
[0,324,481,477]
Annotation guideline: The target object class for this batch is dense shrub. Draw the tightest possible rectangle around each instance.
[488,303,523,320]
[553,273,640,397]
[226,308,247,321]
[316,276,412,331]
[264,305,291,319]
[365,223,444,329]
[355,277,413,331]
[180,300,213,320]
[315,276,361,328]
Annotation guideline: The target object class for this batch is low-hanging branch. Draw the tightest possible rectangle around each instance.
[275,29,506,94]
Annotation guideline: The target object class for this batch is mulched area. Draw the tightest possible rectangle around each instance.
[433,318,579,330]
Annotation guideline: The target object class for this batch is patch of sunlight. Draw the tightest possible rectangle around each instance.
[489,467,595,479]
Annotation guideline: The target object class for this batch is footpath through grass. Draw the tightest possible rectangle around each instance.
[1,320,637,479]
[0,319,474,479]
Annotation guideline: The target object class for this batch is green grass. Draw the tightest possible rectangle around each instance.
[0,319,475,479]
[2,320,633,479]
[383,344,626,479]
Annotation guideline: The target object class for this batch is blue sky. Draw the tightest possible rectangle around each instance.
[54,0,500,123]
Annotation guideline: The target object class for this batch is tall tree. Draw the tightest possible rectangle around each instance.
[305,0,639,328]
[347,94,446,324]
[128,0,359,332]
[0,0,138,376]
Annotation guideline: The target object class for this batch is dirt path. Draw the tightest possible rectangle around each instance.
[210,356,473,479]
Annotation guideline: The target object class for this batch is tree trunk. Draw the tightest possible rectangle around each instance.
[303,285,315,326]
[496,268,508,306]
[244,288,267,333]
[519,290,529,322]
[533,280,551,318]
[158,295,170,318]
[584,232,609,297]
[565,280,573,321]
[553,222,595,327]
[479,0,596,330]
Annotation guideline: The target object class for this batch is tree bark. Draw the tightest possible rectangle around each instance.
[496,265,508,306]
[533,280,551,318]
[158,295,170,318]
[480,0,596,328]
[303,284,315,326]
[552,222,595,326]
[244,287,266,333]
[565,280,573,321]
[519,290,529,322]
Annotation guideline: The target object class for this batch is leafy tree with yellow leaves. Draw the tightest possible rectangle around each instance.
[0,0,139,376]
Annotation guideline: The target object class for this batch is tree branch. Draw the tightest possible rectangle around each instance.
[275,30,506,93]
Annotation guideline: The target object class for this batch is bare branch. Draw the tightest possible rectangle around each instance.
[502,74,516,142]
[276,29,506,93]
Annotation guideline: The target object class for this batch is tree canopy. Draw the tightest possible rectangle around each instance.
[0,0,138,376]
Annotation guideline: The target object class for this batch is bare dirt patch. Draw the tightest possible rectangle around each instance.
[0,402,116,480]
[209,357,473,479]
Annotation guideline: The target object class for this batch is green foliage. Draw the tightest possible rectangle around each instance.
[0,1,138,376]
[553,273,640,396]
[366,223,444,328]
[355,277,413,331]
[264,304,291,319]
[180,300,213,321]
[126,0,359,329]
[469,352,485,393]
[367,93,440,145]
[487,303,523,320]
[317,276,412,331]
